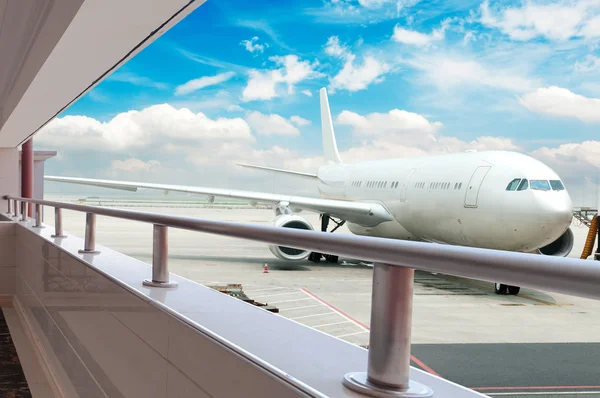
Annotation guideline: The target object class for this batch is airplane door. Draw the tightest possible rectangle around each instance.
[400,168,416,201]
[464,166,491,208]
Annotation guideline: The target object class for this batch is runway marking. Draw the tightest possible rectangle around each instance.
[474,386,600,391]
[312,320,353,328]
[300,288,441,378]
[300,288,370,329]
[280,305,322,311]
[251,291,305,298]
[288,312,337,320]
[486,392,600,396]
[243,287,287,294]
[336,330,369,338]
[268,298,312,304]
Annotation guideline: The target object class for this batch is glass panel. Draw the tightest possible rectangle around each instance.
[550,180,565,191]
[506,178,521,191]
[517,179,529,191]
[530,180,551,191]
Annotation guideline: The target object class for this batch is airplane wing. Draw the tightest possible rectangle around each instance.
[44,176,394,227]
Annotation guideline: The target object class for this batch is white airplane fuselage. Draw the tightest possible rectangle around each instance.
[316,150,573,253]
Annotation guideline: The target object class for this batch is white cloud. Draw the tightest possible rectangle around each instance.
[111,158,161,172]
[242,55,324,101]
[107,72,167,89]
[409,55,538,93]
[325,36,390,92]
[325,36,350,57]
[480,0,600,41]
[574,55,600,73]
[302,89,313,97]
[306,0,407,25]
[290,115,311,126]
[336,109,443,145]
[246,112,301,136]
[240,36,267,54]
[174,72,235,96]
[36,104,252,151]
[519,86,600,122]
[331,55,390,92]
[392,23,446,46]
[530,141,600,199]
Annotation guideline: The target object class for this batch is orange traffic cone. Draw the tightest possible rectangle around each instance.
[263,263,269,273]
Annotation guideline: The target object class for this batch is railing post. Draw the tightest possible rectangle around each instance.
[143,225,178,288]
[20,201,28,221]
[33,204,44,228]
[51,208,67,238]
[6,198,12,215]
[343,263,433,397]
[13,200,19,218]
[79,213,99,254]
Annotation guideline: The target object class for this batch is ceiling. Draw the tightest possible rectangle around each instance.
[0,0,204,148]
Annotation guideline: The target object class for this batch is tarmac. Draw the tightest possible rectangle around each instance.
[44,197,600,397]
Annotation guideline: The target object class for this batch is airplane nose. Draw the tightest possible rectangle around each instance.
[540,192,573,227]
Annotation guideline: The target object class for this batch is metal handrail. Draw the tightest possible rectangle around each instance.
[5,195,598,397]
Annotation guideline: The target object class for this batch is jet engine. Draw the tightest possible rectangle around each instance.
[269,215,314,260]
[537,227,574,257]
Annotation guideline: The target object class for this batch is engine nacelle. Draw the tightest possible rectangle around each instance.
[268,215,314,260]
[537,227,574,257]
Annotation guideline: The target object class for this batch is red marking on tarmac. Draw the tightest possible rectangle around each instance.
[300,288,441,378]
[473,385,600,391]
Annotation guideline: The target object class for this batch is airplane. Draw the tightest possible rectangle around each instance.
[44,88,574,296]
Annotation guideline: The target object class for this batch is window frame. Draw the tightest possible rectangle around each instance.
[505,178,522,191]
[517,179,529,191]
[530,180,551,191]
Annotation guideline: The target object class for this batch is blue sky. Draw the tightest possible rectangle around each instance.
[38,0,600,204]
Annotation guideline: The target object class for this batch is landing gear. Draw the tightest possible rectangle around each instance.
[507,285,521,295]
[308,214,346,264]
[494,283,520,295]
[324,254,339,263]
[494,283,508,295]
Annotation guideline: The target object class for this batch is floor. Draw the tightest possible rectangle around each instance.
[1,307,54,398]
[0,308,32,397]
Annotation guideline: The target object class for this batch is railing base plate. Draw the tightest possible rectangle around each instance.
[343,373,433,398]
[78,249,100,254]
[143,280,178,288]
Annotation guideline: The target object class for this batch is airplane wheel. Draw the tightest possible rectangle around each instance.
[308,252,322,263]
[494,283,509,295]
[508,286,521,295]
[324,255,338,264]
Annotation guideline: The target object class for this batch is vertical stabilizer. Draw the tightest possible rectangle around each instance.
[320,88,342,164]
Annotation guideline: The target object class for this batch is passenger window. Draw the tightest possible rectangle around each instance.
[550,180,565,191]
[505,178,521,191]
[530,180,551,191]
[517,179,529,191]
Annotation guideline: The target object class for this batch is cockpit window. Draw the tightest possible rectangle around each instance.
[550,180,565,191]
[506,178,521,191]
[517,179,529,191]
[530,180,551,191]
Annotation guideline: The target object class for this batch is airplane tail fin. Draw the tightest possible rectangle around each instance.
[320,88,343,165]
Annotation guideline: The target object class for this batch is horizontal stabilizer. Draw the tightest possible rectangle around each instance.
[237,164,317,179]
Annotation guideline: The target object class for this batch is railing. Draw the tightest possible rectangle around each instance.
[4,195,600,398]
